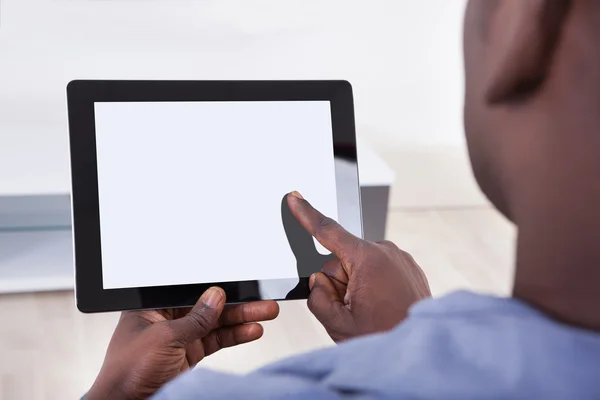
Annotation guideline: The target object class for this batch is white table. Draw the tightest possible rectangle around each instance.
[0,141,394,294]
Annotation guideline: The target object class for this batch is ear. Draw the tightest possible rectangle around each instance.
[485,0,572,104]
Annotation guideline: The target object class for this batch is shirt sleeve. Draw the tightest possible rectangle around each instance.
[151,322,397,399]
[152,367,371,400]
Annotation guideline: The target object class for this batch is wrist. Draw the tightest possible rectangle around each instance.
[86,371,133,400]
[86,386,129,400]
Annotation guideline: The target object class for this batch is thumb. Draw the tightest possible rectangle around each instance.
[169,287,226,343]
[307,273,347,328]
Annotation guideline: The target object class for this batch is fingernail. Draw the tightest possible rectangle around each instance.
[201,287,223,308]
[309,274,316,290]
[290,191,304,200]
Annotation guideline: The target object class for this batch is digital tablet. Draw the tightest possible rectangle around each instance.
[67,80,362,313]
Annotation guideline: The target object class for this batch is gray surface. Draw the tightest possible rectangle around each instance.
[0,188,389,240]
[0,229,73,293]
[0,194,71,230]
[334,158,363,239]
[360,185,390,242]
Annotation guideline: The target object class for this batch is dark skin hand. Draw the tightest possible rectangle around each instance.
[86,192,428,398]
[86,287,279,400]
[288,192,431,342]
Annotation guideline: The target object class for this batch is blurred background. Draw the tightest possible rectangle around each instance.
[0,0,515,398]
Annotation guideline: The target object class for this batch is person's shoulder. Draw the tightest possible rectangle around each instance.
[300,290,600,398]
[379,290,600,397]
[153,292,600,399]
[404,290,600,360]
[408,290,541,318]
[409,290,600,342]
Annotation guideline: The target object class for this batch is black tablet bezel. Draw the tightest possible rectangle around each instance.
[67,80,360,313]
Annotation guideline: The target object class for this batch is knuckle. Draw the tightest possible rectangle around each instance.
[317,214,337,233]
[155,323,178,344]
[401,249,417,264]
[215,330,225,349]
[377,240,401,253]
[307,291,333,318]
[239,305,252,324]
[307,293,321,313]
[343,237,365,259]
[307,295,346,328]
[377,240,395,248]
[350,237,364,252]
[377,240,415,260]
[187,307,216,331]
[314,215,339,243]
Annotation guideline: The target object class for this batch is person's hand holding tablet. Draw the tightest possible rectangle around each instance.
[85,193,430,399]
[86,288,279,400]
[288,192,431,342]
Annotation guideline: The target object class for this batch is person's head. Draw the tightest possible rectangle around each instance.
[464,0,600,328]
[463,0,600,223]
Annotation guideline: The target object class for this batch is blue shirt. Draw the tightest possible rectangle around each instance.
[153,291,600,399]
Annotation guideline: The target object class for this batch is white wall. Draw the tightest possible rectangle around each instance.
[0,0,467,195]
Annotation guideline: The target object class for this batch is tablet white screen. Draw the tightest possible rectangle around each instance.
[94,101,338,289]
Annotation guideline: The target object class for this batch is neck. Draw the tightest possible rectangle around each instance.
[513,183,600,332]
[505,10,600,331]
